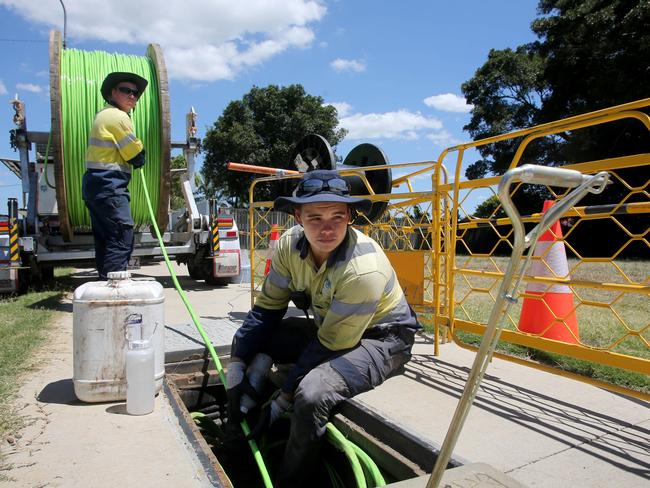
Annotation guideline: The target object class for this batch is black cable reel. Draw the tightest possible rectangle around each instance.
[284,134,392,223]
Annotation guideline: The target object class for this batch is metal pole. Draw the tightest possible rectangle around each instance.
[426,166,609,487]
[59,0,67,48]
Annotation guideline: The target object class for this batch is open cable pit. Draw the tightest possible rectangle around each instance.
[164,351,464,488]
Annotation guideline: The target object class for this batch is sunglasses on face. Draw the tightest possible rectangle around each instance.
[117,86,141,98]
[297,177,350,196]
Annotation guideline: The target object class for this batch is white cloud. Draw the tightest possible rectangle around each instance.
[0,80,7,95]
[330,58,366,73]
[426,130,461,147]
[423,93,473,113]
[339,107,443,140]
[327,102,352,117]
[16,83,42,93]
[0,0,327,82]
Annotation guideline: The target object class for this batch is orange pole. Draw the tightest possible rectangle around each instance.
[227,162,300,176]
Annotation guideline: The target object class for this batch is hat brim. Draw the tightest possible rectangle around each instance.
[274,193,372,214]
[101,72,149,103]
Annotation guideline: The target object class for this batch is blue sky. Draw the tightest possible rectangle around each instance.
[0,0,540,211]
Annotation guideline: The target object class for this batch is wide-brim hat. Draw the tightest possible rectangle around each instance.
[274,170,372,214]
[100,72,148,103]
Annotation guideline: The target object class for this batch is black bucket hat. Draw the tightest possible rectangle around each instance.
[274,170,372,214]
[100,72,148,103]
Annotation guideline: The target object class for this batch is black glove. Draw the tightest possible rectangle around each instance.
[225,361,259,432]
[246,390,292,440]
[129,148,146,169]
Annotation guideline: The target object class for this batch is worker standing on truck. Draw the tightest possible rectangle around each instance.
[82,72,148,279]
[226,170,421,487]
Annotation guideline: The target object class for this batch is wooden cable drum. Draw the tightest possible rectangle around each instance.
[49,30,170,241]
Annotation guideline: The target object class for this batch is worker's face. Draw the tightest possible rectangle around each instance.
[295,202,351,266]
[111,82,140,112]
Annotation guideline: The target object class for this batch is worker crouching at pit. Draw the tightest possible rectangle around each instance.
[82,72,148,279]
[226,170,421,487]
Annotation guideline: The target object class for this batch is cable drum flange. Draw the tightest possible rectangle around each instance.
[280,133,337,198]
[342,143,392,224]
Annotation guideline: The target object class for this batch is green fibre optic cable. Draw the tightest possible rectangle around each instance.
[60,48,162,228]
[138,169,273,488]
[349,442,386,487]
[326,423,367,488]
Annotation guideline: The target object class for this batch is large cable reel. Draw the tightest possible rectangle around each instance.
[286,134,392,223]
[49,30,170,241]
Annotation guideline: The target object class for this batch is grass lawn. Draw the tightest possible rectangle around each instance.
[0,269,74,477]
[425,256,650,394]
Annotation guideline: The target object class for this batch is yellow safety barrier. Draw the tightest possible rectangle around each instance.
[246,98,649,400]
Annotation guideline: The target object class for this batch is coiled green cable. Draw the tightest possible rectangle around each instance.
[60,48,162,228]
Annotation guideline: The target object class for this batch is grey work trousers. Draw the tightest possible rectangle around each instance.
[261,317,416,487]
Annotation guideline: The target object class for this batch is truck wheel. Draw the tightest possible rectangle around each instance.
[40,266,54,282]
[187,261,203,280]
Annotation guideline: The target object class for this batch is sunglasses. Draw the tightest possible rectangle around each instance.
[297,177,350,196]
[117,86,141,98]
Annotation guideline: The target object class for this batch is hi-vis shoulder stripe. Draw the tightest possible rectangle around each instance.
[266,268,290,289]
[116,133,137,149]
[344,242,376,262]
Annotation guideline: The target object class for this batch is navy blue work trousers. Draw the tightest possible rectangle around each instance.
[84,194,134,280]
[261,317,416,487]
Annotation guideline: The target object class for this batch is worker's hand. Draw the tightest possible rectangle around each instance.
[225,360,258,431]
[246,390,292,440]
[129,148,146,169]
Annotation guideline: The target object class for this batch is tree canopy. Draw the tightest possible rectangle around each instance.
[201,84,346,206]
[462,0,650,181]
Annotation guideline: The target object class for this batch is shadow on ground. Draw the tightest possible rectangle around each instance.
[404,340,650,476]
[37,378,82,405]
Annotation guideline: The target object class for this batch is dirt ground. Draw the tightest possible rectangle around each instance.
[0,289,211,488]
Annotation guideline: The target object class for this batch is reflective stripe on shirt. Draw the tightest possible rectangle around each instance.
[86,160,131,173]
[330,298,380,317]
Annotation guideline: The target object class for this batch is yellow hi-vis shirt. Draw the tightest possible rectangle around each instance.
[84,106,143,173]
[256,225,416,351]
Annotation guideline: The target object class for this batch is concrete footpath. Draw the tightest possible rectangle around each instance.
[2,262,648,487]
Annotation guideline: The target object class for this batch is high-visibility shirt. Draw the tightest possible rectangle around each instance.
[256,225,418,351]
[83,105,144,199]
[85,106,143,173]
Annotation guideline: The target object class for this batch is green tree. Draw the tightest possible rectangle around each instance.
[201,84,347,206]
[462,0,650,181]
[473,195,505,219]
[169,155,186,210]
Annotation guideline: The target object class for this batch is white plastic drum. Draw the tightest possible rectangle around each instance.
[72,271,165,402]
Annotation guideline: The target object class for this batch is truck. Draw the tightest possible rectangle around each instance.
[0,32,241,293]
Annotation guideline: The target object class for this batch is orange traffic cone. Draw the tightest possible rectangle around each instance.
[264,224,280,276]
[518,200,579,343]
